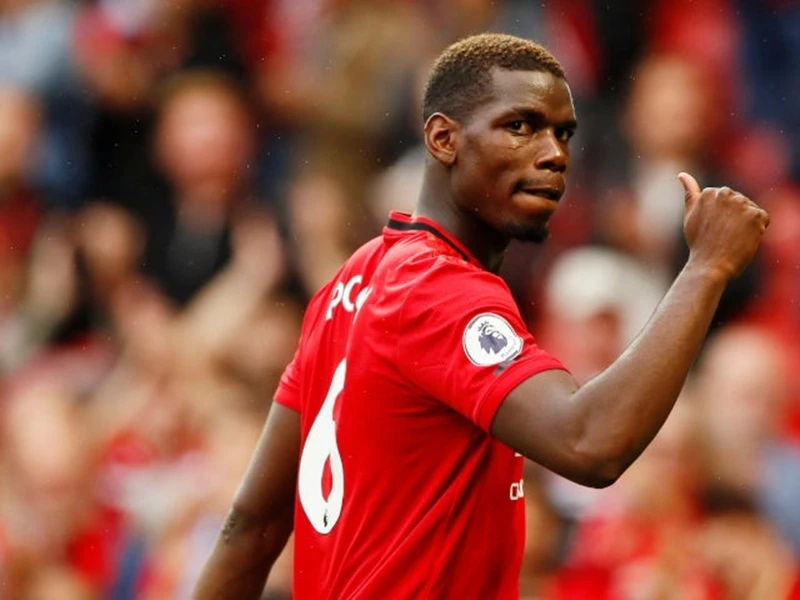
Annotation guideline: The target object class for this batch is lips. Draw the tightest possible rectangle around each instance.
[520,187,563,201]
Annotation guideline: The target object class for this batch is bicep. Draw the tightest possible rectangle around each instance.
[233,402,300,524]
[490,369,601,484]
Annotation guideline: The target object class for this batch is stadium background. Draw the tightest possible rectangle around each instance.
[2,0,800,597]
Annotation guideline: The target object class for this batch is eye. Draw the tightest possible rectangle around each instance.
[507,120,528,133]
[556,127,575,143]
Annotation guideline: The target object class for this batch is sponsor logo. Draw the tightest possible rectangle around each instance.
[462,313,523,366]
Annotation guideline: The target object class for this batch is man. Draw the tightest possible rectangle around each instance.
[193,33,769,599]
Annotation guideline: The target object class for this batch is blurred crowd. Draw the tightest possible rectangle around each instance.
[1,0,799,598]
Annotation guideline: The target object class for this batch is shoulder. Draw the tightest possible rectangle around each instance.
[297,235,386,331]
[390,248,511,310]
[376,248,520,351]
[308,236,385,305]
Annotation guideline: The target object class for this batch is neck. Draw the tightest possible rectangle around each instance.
[413,168,508,273]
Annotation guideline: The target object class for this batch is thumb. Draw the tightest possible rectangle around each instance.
[678,172,701,205]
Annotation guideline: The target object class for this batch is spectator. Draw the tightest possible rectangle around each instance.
[694,325,800,557]
[551,396,711,598]
[0,376,134,597]
[0,0,89,206]
[0,86,43,318]
[126,71,270,305]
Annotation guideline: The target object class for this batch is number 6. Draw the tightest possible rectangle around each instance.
[298,359,346,533]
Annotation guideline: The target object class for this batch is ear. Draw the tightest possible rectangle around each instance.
[423,113,459,167]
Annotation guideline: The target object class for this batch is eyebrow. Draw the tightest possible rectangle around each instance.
[508,107,578,130]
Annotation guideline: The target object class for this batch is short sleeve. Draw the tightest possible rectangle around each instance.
[273,285,324,413]
[395,259,567,431]
[274,345,302,412]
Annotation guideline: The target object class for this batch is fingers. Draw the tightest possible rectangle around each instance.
[678,172,701,203]
[678,176,769,231]
[753,205,770,230]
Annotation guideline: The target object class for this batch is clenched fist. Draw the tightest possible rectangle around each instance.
[679,172,769,282]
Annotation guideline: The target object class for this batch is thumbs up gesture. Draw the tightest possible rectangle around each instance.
[678,172,770,281]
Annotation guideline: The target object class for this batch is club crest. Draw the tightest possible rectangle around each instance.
[462,313,522,366]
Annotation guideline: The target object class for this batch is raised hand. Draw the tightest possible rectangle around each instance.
[678,172,769,281]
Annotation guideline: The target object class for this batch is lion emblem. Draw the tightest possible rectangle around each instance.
[478,321,508,354]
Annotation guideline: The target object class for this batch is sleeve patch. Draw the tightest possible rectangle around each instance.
[462,313,523,367]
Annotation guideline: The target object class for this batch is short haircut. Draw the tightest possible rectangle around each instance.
[422,33,566,122]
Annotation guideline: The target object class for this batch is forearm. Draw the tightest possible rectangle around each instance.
[494,175,767,487]
[570,260,727,476]
[193,509,293,600]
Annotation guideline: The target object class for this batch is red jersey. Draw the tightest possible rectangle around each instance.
[275,212,567,599]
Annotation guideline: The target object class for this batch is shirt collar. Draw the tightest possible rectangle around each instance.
[383,211,482,267]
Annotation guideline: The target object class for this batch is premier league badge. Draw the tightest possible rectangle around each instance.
[462,313,523,366]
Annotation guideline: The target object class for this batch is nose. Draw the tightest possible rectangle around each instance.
[534,130,568,173]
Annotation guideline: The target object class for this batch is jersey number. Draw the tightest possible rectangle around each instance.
[298,359,346,534]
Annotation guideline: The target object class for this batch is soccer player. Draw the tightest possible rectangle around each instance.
[193,33,769,599]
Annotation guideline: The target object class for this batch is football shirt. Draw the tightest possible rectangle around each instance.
[276,211,567,598]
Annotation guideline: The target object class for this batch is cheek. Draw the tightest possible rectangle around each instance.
[454,132,525,208]
[462,147,517,192]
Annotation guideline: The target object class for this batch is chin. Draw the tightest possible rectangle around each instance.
[503,221,550,244]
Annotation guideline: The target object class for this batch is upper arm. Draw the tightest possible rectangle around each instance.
[490,369,614,487]
[192,402,299,598]
[232,402,300,525]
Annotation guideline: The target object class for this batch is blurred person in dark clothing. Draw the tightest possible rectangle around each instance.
[600,54,719,271]
[123,71,272,306]
[596,53,760,327]
[74,0,250,210]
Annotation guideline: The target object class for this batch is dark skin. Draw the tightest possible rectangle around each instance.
[193,67,769,598]
[418,68,577,271]
[193,402,299,598]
